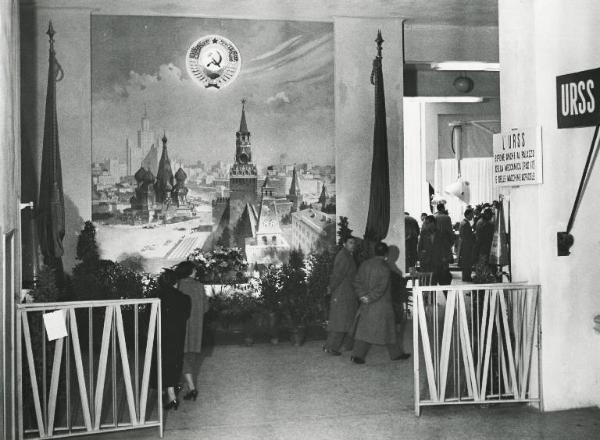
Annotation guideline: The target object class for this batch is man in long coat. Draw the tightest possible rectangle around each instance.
[418,216,453,286]
[350,242,408,364]
[458,207,475,281]
[323,236,358,355]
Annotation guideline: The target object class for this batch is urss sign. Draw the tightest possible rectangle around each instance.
[556,67,600,128]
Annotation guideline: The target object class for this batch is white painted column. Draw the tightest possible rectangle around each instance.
[0,1,21,437]
[500,0,600,410]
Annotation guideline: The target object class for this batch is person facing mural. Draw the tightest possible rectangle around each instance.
[323,236,358,355]
[174,260,210,402]
[158,268,191,410]
[350,242,409,364]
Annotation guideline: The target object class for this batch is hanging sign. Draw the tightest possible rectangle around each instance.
[493,127,543,187]
[556,67,600,128]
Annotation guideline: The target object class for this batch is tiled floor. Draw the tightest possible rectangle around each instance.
[77,338,599,440]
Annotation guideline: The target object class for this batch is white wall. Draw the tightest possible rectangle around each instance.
[405,24,498,62]
[500,0,600,410]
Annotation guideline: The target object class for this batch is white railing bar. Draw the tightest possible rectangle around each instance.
[418,398,540,407]
[414,284,541,415]
[24,423,162,439]
[413,283,540,293]
[17,298,159,312]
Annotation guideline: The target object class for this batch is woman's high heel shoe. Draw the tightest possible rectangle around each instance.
[183,389,198,401]
[164,399,179,411]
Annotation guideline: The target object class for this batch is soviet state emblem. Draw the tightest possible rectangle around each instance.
[186,35,241,89]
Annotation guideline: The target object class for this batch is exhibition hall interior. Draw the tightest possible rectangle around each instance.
[1,0,599,439]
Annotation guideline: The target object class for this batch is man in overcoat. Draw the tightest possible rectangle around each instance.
[458,207,475,281]
[350,242,408,364]
[323,236,358,355]
[418,215,453,286]
[434,202,455,257]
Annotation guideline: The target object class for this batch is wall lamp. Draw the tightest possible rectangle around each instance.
[431,61,500,71]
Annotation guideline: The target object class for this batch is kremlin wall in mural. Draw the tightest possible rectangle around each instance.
[91,16,336,273]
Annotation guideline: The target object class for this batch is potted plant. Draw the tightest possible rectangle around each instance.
[280,249,314,346]
[305,249,335,338]
[208,287,259,345]
[258,265,283,344]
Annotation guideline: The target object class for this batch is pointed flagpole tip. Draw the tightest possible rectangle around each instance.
[375,30,384,57]
[47,21,55,41]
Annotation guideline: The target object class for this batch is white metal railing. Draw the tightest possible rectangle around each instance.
[17,299,163,439]
[412,284,541,416]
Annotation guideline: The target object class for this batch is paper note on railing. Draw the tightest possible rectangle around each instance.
[43,310,68,341]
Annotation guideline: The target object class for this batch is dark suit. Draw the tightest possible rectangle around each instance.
[474,218,494,260]
[404,215,420,271]
[434,211,455,260]
[458,219,475,281]
[418,230,452,285]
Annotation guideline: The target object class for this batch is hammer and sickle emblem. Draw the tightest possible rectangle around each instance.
[206,51,223,68]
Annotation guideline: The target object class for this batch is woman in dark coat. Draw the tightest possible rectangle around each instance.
[159,268,191,410]
[323,236,358,355]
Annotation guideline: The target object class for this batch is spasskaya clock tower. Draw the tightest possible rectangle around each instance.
[229,99,258,226]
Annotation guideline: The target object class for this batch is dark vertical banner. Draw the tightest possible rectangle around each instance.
[364,31,390,244]
[38,22,66,273]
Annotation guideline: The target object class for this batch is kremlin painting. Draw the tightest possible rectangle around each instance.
[91,16,336,273]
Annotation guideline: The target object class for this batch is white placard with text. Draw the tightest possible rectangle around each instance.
[43,309,68,341]
[493,126,543,187]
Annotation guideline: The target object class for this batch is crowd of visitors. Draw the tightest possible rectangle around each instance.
[404,202,500,284]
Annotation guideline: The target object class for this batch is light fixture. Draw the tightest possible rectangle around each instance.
[431,61,500,71]
[444,178,470,204]
[453,76,474,93]
[403,96,485,103]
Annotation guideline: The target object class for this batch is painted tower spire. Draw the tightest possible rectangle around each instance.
[155,131,174,204]
[239,98,249,134]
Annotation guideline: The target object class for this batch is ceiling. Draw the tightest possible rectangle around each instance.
[21,0,498,27]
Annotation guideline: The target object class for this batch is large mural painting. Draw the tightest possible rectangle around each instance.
[91,16,335,273]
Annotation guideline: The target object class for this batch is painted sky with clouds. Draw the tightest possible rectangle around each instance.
[91,16,334,169]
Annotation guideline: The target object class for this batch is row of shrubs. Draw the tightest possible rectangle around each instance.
[30,221,338,338]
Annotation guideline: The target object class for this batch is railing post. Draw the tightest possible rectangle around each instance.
[413,284,541,414]
[17,298,162,439]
